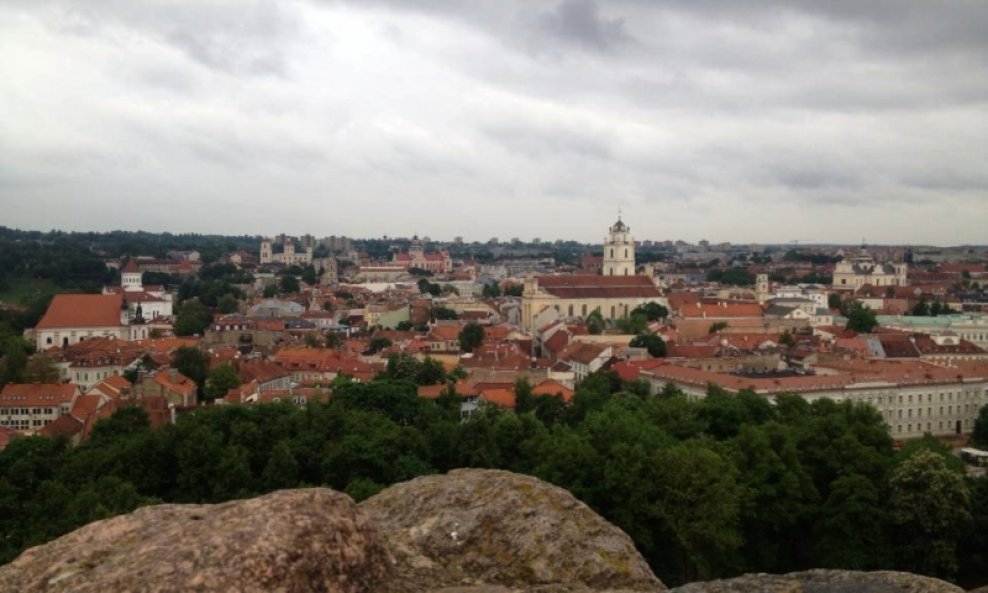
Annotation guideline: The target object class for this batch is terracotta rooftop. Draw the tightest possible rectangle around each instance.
[531,379,575,402]
[536,275,662,299]
[36,294,125,329]
[0,384,78,407]
[678,302,764,319]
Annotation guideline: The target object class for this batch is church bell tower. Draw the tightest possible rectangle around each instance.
[602,215,635,276]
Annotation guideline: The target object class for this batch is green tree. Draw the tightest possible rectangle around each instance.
[171,346,209,394]
[648,443,742,584]
[482,282,501,298]
[279,274,300,294]
[630,334,667,358]
[514,377,535,414]
[616,313,648,334]
[0,335,29,388]
[262,284,278,298]
[204,363,240,403]
[384,353,421,382]
[23,353,60,383]
[301,265,318,286]
[217,293,240,314]
[368,336,392,354]
[779,331,796,349]
[707,267,756,286]
[888,449,971,578]
[912,299,930,316]
[845,301,878,333]
[972,405,988,448]
[262,441,300,490]
[174,298,212,337]
[586,308,605,335]
[433,306,458,320]
[708,321,728,334]
[813,473,888,569]
[632,301,669,321]
[827,293,843,311]
[458,322,485,353]
[415,356,446,386]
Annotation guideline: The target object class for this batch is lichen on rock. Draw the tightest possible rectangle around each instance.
[0,488,391,593]
[361,468,666,593]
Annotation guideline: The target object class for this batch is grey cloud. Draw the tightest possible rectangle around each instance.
[14,0,299,76]
[539,0,630,51]
[482,123,615,161]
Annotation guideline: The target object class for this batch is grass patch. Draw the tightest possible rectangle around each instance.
[0,278,60,306]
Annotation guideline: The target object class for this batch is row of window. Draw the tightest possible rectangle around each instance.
[866,390,985,406]
[891,404,978,419]
[895,419,970,434]
[0,418,51,428]
[1,407,57,416]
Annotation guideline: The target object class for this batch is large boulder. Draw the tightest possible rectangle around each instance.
[360,468,665,593]
[0,488,390,593]
[669,570,965,593]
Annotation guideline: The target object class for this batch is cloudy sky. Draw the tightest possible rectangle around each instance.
[1,0,986,245]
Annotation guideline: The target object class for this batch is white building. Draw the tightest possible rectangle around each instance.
[833,249,908,290]
[260,237,314,266]
[33,294,151,351]
[104,259,173,321]
[602,217,635,277]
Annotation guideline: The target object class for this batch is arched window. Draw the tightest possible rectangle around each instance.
[610,305,616,319]
[581,304,587,316]
[624,248,628,258]
[610,249,614,258]
[568,305,574,316]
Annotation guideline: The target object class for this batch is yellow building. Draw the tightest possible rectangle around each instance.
[521,274,664,333]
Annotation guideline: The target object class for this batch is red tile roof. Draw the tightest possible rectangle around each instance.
[69,394,104,421]
[531,379,575,402]
[479,387,516,409]
[238,360,290,385]
[536,275,662,299]
[39,415,84,438]
[36,294,124,329]
[0,384,78,407]
[678,302,764,319]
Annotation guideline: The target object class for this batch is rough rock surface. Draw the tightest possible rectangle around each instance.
[0,488,390,593]
[360,468,665,593]
[669,570,965,593]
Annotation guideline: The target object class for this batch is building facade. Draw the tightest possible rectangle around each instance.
[832,249,908,290]
[602,217,635,277]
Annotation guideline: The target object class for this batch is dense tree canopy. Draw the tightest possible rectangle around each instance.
[845,302,878,333]
[0,372,985,589]
[458,323,485,353]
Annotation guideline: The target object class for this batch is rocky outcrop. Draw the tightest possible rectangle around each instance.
[361,468,665,593]
[0,488,391,593]
[669,570,965,593]
[0,470,972,593]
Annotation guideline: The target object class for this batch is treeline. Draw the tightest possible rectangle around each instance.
[0,227,260,263]
[0,374,985,586]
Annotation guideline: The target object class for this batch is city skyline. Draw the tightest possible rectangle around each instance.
[2,1,986,244]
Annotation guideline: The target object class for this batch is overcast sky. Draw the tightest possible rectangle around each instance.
[1,0,986,245]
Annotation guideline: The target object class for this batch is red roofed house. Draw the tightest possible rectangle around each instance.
[556,342,613,382]
[139,369,198,406]
[0,383,80,434]
[237,359,292,392]
[34,294,131,351]
[392,236,452,274]
[521,275,665,333]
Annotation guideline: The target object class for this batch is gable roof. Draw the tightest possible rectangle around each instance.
[0,384,78,407]
[36,294,125,329]
[536,275,662,299]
